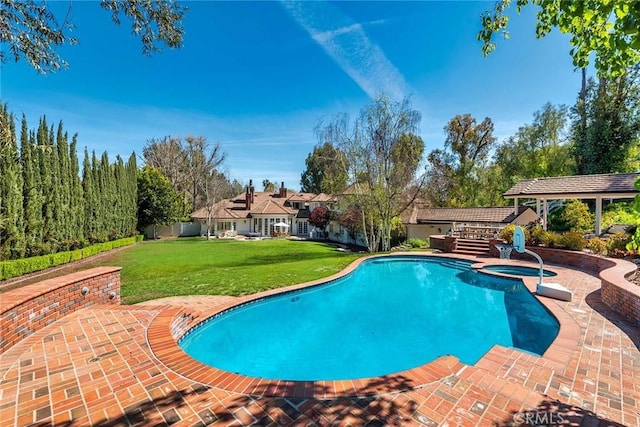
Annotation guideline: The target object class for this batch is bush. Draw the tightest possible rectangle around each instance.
[406,238,426,248]
[499,225,530,245]
[607,232,632,252]
[540,231,561,248]
[559,232,587,251]
[529,226,546,246]
[602,202,639,230]
[0,235,142,281]
[587,237,607,255]
[561,199,594,233]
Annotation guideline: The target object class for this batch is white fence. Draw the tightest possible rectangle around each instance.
[143,222,201,239]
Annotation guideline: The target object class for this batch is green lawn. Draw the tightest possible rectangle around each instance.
[90,238,362,304]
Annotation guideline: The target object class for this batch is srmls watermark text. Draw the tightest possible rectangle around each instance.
[513,411,566,425]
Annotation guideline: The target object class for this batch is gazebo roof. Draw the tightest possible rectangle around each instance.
[503,172,640,198]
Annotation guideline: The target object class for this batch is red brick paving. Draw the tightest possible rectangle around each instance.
[1,256,639,426]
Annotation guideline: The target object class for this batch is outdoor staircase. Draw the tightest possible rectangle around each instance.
[453,238,491,256]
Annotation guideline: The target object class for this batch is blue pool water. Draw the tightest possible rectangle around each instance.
[482,265,557,277]
[180,256,559,381]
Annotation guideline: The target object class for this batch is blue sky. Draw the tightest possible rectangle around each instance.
[2,1,586,190]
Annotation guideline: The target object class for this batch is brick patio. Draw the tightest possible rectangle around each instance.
[1,255,639,426]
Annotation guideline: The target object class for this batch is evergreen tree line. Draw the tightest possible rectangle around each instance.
[0,105,137,260]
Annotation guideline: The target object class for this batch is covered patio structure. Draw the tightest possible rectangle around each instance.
[503,172,639,235]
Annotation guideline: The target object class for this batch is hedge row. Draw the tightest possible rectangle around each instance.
[0,235,143,281]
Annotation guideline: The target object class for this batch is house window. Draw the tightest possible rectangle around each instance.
[298,220,308,235]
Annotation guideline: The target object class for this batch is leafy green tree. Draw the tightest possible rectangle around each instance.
[262,179,276,192]
[137,166,181,232]
[494,103,574,189]
[571,67,640,174]
[478,0,640,77]
[300,142,348,194]
[317,94,425,252]
[1,0,186,73]
[228,179,244,197]
[425,114,496,207]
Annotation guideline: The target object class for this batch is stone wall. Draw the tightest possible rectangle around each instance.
[0,267,121,352]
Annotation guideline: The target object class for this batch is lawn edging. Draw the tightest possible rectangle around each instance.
[0,267,121,353]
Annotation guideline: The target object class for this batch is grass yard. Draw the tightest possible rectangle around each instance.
[84,238,362,304]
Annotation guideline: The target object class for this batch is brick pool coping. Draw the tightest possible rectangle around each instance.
[147,253,581,398]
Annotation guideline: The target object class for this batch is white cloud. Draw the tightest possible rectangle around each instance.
[280,0,411,101]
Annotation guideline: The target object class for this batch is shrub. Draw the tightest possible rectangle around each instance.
[561,199,594,233]
[547,207,570,232]
[499,224,530,245]
[0,235,142,281]
[529,226,546,246]
[602,202,639,230]
[559,232,586,251]
[540,231,561,248]
[406,238,426,248]
[627,221,640,254]
[607,232,632,252]
[587,237,607,255]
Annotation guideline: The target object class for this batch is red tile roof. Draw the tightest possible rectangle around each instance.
[191,190,303,220]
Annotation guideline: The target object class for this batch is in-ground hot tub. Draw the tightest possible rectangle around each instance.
[481,264,557,277]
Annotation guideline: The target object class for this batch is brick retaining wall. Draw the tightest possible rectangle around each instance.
[497,245,639,326]
[0,267,121,353]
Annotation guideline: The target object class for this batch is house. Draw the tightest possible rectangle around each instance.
[403,205,539,240]
[190,180,336,238]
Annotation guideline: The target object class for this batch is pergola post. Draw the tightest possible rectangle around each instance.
[514,197,519,216]
[542,199,548,231]
[536,199,541,217]
[595,196,602,235]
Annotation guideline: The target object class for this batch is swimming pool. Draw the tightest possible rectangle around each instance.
[179,256,559,381]
[482,265,557,277]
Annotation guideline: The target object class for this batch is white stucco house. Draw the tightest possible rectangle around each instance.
[190,180,337,238]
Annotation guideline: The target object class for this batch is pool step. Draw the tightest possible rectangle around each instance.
[453,238,490,256]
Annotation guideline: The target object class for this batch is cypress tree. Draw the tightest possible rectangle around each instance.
[56,122,72,245]
[83,149,97,242]
[48,124,63,250]
[0,104,25,259]
[126,153,138,235]
[36,117,54,253]
[69,135,84,244]
[20,116,42,256]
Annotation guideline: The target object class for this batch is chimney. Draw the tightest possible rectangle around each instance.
[279,181,287,198]
[245,184,252,210]
[249,179,255,203]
